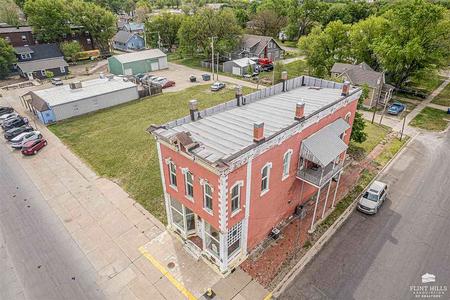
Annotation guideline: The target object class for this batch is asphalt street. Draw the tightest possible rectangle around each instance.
[280,130,450,300]
[0,141,105,300]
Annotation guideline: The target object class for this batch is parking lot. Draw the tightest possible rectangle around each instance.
[145,62,258,92]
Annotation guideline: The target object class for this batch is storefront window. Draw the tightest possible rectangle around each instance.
[204,222,220,258]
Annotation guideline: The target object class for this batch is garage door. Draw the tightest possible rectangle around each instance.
[151,62,159,71]
[124,68,133,75]
[232,66,241,76]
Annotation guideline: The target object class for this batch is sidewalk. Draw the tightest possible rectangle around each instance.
[1,87,269,299]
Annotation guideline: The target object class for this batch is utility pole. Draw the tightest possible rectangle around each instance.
[400,114,406,141]
[210,37,216,81]
[216,52,219,81]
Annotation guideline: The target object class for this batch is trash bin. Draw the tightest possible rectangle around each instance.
[202,74,211,81]
[189,75,196,82]
[447,108,450,114]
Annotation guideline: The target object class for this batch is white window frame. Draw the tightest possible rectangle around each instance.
[230,181,243,216]
[260,162,272,196]
[227,221,242,260]
[203,182,213,214]
[21,35,27,41]
[183,169,194,200]
[282,149,293,180]
[60,66,66,73]
[40,70,46,76]
[345,112,351,122]
[168,161,177,190]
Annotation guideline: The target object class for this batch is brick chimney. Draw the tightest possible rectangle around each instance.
[253,122,265,142]
[189,99,198,121]
[295,101,305,120]
[341,81,350,96]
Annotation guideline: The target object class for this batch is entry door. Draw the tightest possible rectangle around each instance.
[232,66,241,76]
[124,68,133,75]
[150,61,159,71]
[27,72,34,80]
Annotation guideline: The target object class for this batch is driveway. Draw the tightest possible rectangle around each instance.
[279,130,450,300]
[147,62,258,92]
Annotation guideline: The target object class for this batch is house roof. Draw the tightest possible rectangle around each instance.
[31,77,137,107]
[17,57,68,73]
[122,22,144,32]
[18,43,64,61]
[150,76,360,164]
[113,30,136,44]
[0,26,32,33]
[112,49,166,64]
[331,62,382,88]
[302,119,349,167]
[14,46,34,55]
[240,34,281,56]
[232,57,256,68]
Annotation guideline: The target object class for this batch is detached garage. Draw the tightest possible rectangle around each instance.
[108,49,168,75]
[28,76,139,124]
[223,58,256,76]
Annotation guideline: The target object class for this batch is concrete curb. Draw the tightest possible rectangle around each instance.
[272,133,418,298]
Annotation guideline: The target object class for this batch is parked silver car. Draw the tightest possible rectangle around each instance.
[357,181,388,215]
[10,131,42,149]
[0,112,19,125]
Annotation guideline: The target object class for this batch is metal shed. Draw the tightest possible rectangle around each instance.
[29,76,139,123]
[107,49,168,75]
[223,58,256,76]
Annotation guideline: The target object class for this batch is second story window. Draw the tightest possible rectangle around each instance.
[185,171,194,199]
[261,163,272,195]
[203,183,213,212]
[168,162,177,188]
[21,35,27,41]
[231,184,241,213]
[282,150,293,180]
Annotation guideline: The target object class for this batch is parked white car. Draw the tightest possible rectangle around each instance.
[357,181,388,215]
[10,131,42,149]
[0,112,19,124]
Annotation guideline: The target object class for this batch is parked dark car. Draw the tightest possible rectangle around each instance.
[2,117,27,131]
[21,138,47,156]
[260,64,274,72]
[387,102,406,115]
[161,80,176,89]
[0,106,14,115]
[4,125,34,141]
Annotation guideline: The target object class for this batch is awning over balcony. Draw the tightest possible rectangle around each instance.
[301,118,349,167]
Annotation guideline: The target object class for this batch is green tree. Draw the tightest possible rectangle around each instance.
[359,83,369,108]
[299,21,351,77]
[135,0,152,23]
[61,41,82,62]
[349,16,388,70]
[145,13,184,49]
[178,8,242,57]
[70,0,116,55]
[350,112,367,143]
[0,37,16,79]
[285,0,326,39]
[24,0,71,42]
[373,0,450,88]
[0,0,21,26]
[247,9,287,38]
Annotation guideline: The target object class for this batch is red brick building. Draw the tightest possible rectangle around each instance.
[149,76,361,274]
[0,26,35,47]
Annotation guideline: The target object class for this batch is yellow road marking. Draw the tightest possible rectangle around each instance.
[138,246,197,300]
[263,292,273,300]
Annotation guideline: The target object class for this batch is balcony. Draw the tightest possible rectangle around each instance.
[297,161,344,187]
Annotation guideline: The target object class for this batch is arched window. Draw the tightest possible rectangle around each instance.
[345,112,351,122]
[203,183,213,212]
[282,149,293,180]
[184,171,194,199]
[261,162,272,195]
[168,162,177,188]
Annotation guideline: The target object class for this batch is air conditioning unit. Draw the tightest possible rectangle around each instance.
[270,228,281,240]
[295,204,306,219]
[69,81,82,90]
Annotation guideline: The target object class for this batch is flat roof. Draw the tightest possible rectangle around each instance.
[112,49,166,64]
[151,76,360,164]
[32,77,137,107]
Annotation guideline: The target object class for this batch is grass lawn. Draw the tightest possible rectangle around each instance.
[431,83,450,107]
[406,72,446,95]
[276,39,299,48]
[49,84,255,222]
[349,121,390,159]
[410,107,450,131]
[374,137,408,166]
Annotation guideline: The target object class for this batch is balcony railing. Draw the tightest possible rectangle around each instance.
[297,161,343,187]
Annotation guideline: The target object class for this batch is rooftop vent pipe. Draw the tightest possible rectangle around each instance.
[341,81,350,96]
[295,100,305,121]
[189,99,199,121]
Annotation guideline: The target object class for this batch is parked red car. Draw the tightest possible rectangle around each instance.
[161,80,175,89]
[21,138,47,155]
